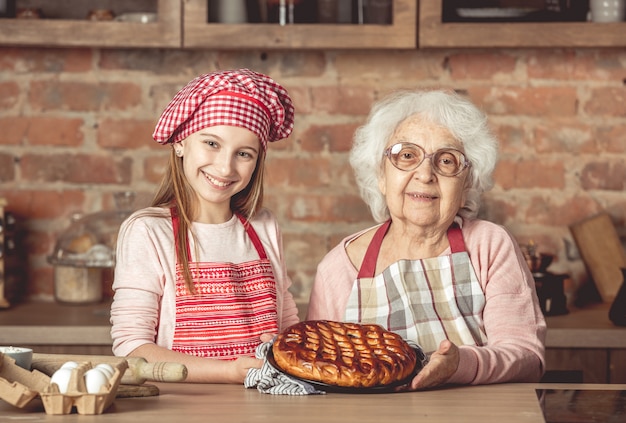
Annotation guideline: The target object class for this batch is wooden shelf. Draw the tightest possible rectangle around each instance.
[0,0,180,48]
[419,0,626,48]
[182,0,417,49]
[0,1,624,55]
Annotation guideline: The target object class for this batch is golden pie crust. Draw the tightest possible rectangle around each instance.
[272,320,417,388]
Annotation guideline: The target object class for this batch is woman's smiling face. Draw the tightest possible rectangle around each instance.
[178,125,261,222]
[379,113,469,232]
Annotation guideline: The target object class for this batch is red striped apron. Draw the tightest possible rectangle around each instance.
[170,209,279,359]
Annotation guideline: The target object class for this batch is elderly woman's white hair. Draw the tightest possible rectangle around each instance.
[349,89,498,223]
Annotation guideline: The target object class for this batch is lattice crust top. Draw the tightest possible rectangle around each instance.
[272,320,417,388]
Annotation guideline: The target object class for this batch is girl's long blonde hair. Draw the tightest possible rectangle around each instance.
[151,146,266,293]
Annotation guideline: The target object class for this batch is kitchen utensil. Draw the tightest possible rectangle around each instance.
[116,383,160,397]
[31,353,187,385]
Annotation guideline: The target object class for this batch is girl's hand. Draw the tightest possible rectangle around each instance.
[260,333,275,343]
[230,356,264,383]
[405,340,459,391]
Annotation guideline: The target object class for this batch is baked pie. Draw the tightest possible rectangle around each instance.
[272,320,418,388]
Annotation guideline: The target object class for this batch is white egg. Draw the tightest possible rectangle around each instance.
[94,363,114,378]
[84,368,109,394]
[60,361,78,370]
[50,368,73,393]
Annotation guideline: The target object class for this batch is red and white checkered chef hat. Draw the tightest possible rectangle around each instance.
[152,68,295,149]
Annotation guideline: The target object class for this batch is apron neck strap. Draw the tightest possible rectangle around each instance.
[357,220,466,279]
[236,214,267,260]
[170,206,191,262]
[170,207,267,262]
[357,220,390,279]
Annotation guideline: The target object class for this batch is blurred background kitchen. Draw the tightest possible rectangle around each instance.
[0,0,625,324]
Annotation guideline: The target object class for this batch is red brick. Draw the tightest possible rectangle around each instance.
[270,130,296,152]
[469,87,578,117]
[335,51,446,83]
[1,47,625,303]
[585,87,626,117]
[300,123,359,153]
[606,199,626,228]
[266,156,329,188]
[0,190,85,219]
[580,161,626,191]
[99,49,195,72]
[595,124,626,153]
[150,82,189,115]
[28,80,142,112]
[21,154,132,184]
[144,154,169,184]
[528,50,626,81]
[494,158,565,190]
[0,117,28,145]
[217,51,326,77]
[0,47,92,72]
[22,230,55,256]
[492,124,528,155]
[449,52,517,80]
[267,192,372,223]
[27,267,54,298]
[0,153,15,182]
[282,232,329,296]
[311,86,374,116]
[525,195,603,226]
[533,121,595,154]
[27,117,85,146]
[0,81,19,110]
[480,195,519,225]
[284,85,313,115]
[0,116,84,146]
[97,118,156,149]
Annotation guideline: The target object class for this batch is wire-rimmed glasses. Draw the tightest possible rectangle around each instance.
[383,142,471,177]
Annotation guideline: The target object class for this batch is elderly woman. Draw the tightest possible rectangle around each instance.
[306,89,546,390]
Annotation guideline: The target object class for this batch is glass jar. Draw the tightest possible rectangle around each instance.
[48,192,135,304]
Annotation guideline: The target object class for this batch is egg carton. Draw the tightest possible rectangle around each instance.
[0,353,49,408]
[0,352,128,415]
[41,360,128,415]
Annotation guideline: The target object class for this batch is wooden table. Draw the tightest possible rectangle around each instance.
[1,382,625,422]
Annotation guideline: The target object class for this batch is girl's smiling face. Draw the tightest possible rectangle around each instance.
[178,125,261,223]
[379,113,469,232]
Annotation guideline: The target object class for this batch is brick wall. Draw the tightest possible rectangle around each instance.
[0,46,625,306]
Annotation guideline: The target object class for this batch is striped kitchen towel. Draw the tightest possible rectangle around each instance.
[244,340,325,395]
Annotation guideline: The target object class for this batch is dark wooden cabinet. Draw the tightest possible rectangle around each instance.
[544,304,626,384]
[419,0,626,48]
[1,1,625,49]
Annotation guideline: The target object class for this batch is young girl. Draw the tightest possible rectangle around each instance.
[110,69,300,383]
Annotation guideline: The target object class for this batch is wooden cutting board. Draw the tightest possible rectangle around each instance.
[570,213,626,303]
[116,384,160,398]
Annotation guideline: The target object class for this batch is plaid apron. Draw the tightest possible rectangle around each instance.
[170,209,279,359]
[345,220,487,354]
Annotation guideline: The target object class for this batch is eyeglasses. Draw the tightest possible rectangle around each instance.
[383,142,471,177]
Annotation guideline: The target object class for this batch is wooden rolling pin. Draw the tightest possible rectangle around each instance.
[31,353,188,385]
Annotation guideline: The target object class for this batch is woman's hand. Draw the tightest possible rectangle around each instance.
[406,340,459,390]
